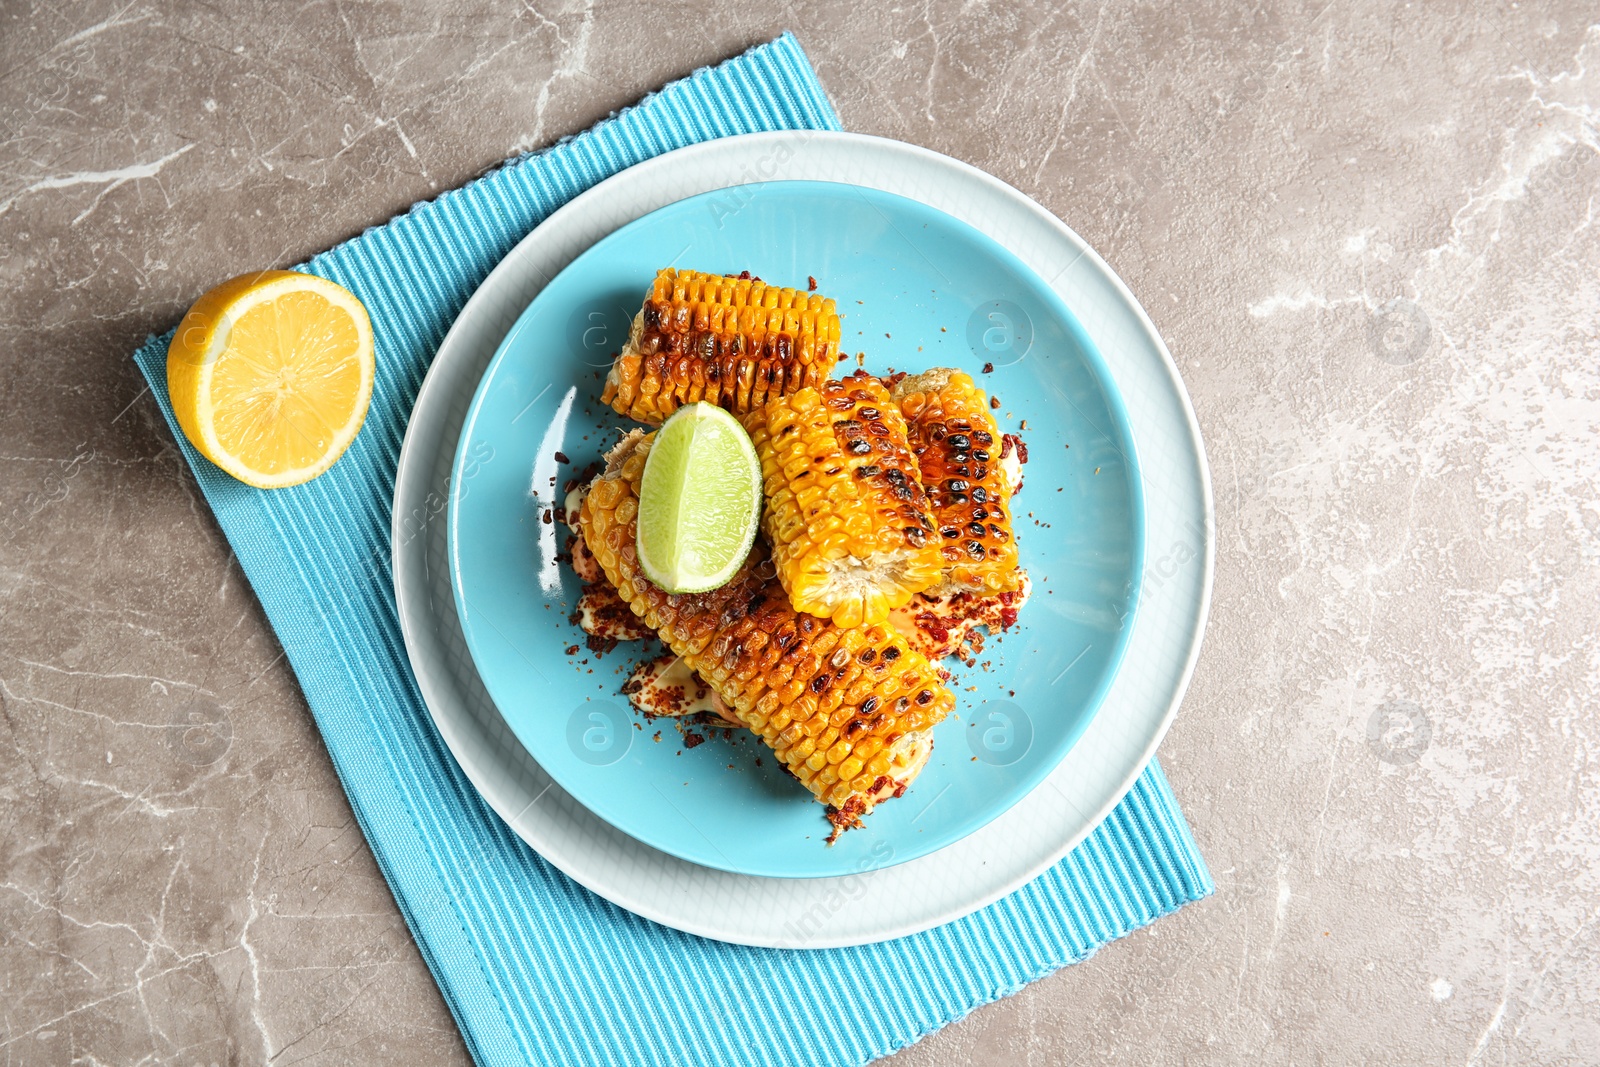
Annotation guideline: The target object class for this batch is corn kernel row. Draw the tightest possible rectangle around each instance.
[742,372,943,628]
[892,370,1020,593]
[601,269,840,423]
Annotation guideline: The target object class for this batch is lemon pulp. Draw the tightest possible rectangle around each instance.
[167,271,374,488]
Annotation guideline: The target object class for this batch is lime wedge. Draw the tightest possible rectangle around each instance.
[636,402,763,594]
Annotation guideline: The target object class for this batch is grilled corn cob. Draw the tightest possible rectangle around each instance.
[601,269,841,424]
[616,652,933,804]
[741,372,943,628]
[890,369,1020,594]
[578,431,954,832]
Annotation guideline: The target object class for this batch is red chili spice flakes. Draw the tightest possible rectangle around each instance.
[683,731,706,749]
[554,450,570,464]
[982,362,994,374]
[824,796,869,842]
[564,644,579,656]
[808,275,818,291]
[913,610,952,653]
[541,509,553,524]
[990,395,1001,409]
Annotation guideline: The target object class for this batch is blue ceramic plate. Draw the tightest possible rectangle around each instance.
[449,181,1143,878]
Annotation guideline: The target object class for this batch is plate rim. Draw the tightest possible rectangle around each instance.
[393,130,1214,947]
[443,176,1150,878]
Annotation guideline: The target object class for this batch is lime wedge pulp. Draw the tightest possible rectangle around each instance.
[636,402,763,594]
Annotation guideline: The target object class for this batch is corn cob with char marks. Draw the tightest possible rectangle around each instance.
[601,269,841,424]
[742,372,943,629]
[890,369,1020,594]
[577,430,953,834]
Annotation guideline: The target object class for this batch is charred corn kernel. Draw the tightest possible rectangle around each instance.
[578,431,953,822]
[742,371,943,627]
[601,268,841,424]
[890,369,1020,593]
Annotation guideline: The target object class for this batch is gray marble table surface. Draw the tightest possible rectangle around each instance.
[2,2,1596,1064]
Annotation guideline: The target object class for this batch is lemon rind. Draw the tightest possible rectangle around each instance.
[190,274,375,489]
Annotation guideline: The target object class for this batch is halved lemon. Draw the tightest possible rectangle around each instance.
[166,270,375,489]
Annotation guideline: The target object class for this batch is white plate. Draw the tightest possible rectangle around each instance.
[392,132,1213,949]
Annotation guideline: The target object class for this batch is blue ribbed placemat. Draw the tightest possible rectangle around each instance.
[132,34,1212,1067]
